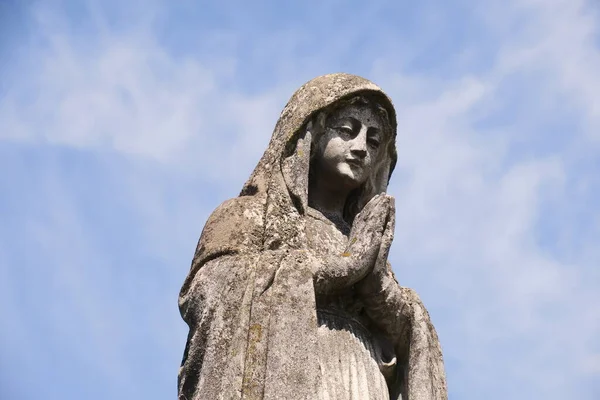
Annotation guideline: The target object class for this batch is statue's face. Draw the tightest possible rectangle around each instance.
[313,103,386,191]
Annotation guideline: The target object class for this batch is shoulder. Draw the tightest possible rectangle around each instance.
[198,194,266,253]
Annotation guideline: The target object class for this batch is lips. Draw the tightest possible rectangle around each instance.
[345,158,364,168]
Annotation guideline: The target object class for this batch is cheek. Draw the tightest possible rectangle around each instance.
[321,136,348,161]
[367,146,383,164]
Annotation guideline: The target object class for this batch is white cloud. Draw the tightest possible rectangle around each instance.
[0,3,283,187]
[490,0,600,137]
[369,0,600,397]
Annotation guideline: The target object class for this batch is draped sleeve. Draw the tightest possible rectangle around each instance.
[178,193,323,400]
[360,265,448,400]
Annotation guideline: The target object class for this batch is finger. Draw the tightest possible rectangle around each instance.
[350,194,387,235]
[384,195,395,223]
[383,205,395,243]
[351,207,386,244]
[364,195,386,217]
[365,193,384,209]
[379,199,395,254]
[356,195,379,218]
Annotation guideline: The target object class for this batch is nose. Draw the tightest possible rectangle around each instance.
[349,125,368,159]
[350,146,367,160]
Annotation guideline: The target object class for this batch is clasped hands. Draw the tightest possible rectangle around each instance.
[313,194,395,293]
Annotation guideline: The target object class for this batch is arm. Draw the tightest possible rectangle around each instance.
[359,265,412,355]
[361,267,448,400]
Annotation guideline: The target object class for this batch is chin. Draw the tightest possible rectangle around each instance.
[337,169,364,189]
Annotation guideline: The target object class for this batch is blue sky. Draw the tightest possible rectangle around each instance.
[1,0,599,399]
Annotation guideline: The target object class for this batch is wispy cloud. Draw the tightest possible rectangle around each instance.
[371,0,600,397]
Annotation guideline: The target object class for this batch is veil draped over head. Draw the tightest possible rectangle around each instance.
[178,73,447,400]
[241,73,398,251]
[241,73,397,199]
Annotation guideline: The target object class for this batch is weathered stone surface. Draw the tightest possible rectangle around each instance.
[178,73,447,400]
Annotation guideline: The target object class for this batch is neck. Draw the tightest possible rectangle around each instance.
[308,178,350,219]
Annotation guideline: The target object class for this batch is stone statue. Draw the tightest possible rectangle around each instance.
[178,73,447,400]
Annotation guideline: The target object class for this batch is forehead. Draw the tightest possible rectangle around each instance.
[327,103,385,129]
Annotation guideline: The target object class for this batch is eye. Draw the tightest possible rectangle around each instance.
[367,127,382,149]
[367,138,380,149]
[367,132,381,149]
[336,125,354,136]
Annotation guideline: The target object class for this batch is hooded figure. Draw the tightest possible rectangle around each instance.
[178,73,447,400]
